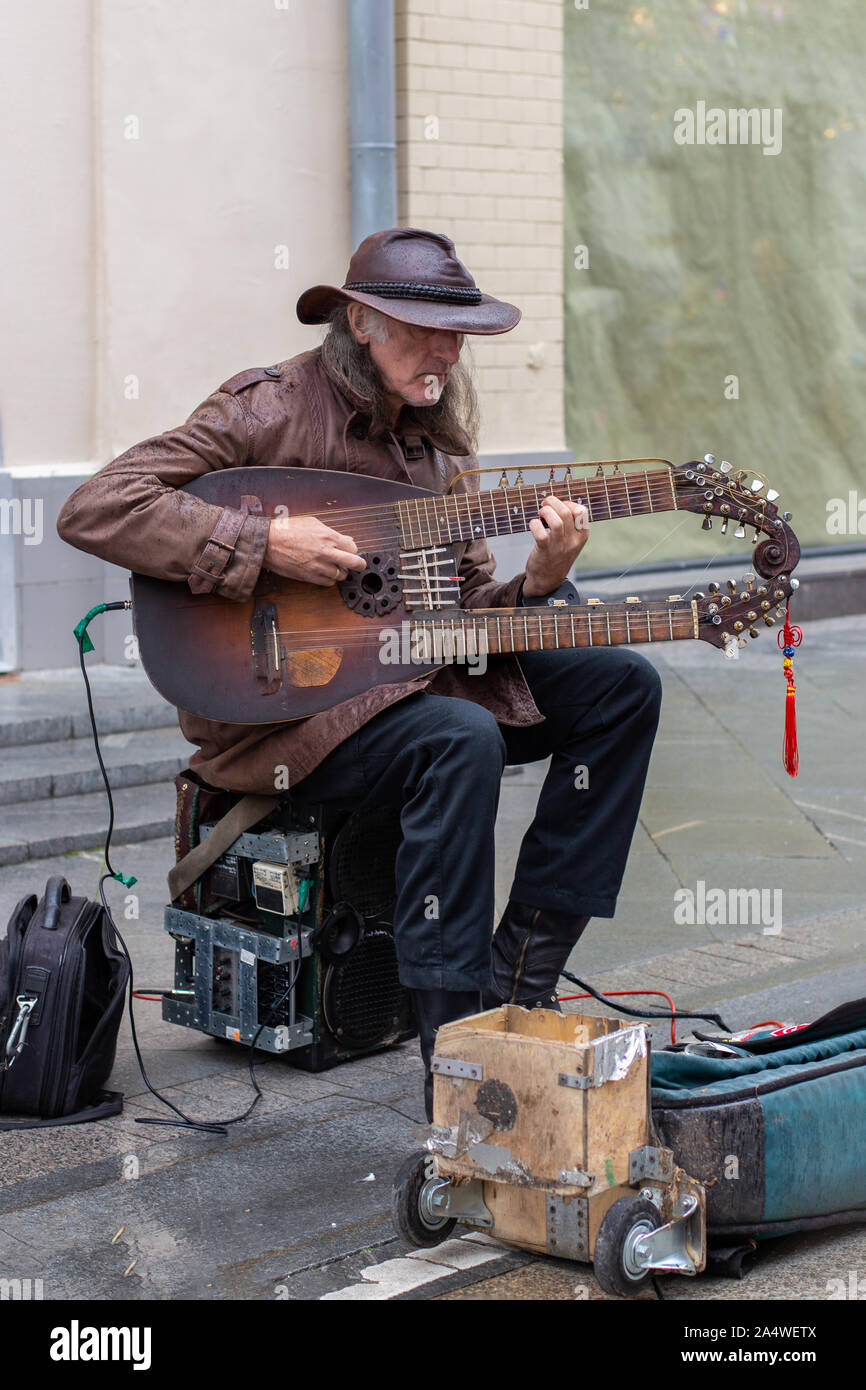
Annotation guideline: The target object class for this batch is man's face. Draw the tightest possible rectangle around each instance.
[347,303,464,410]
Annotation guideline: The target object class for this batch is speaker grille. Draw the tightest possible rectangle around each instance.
[322,929,408,1052]
[328,805,402,916]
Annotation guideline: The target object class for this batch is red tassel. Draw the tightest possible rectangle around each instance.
[778,601,802,778]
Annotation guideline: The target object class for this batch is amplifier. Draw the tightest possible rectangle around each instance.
[162,802,415,1070]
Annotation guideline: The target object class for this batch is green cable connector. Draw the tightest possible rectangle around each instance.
[112,871,138,889]
[73,603,111,654]
[297,879,310,912]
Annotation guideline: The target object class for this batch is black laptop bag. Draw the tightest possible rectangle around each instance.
[0,876,129,1128]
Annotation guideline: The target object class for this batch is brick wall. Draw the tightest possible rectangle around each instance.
[395,0,564,457]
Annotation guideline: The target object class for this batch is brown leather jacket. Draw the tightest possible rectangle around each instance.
[57,346,544,794]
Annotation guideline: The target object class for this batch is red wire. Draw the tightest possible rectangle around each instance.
[131,992,165,1002]
[557,988,680,1044]
[737,1020,783,1038]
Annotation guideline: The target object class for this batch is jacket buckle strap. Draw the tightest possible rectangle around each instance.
[400,434,426,461]
[189,504,253,592]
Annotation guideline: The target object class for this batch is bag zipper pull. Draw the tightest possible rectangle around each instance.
[3,994,38,1070]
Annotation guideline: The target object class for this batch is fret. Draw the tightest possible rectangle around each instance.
[423,497,437,548]
[667,469,677,511]
[484,488,498,539]
[601,471,612,520]
[518,488,529,533]
[523,614,529,649]
[605,609,611,644]
[587,611,594,646]
[587,478,604,521]
[625,607,631,643]
[537,614,544,649]
[668,606,674,640]
[553,613,560,649]
[570,612,576,647]
[646,609,652,642]
[412,498,423,547]
[496,614,502,654]
[461,492,473,542]
[622,475,633,516]
[644,471,654,514]
[532,483,544,518]
[509,615,516,653]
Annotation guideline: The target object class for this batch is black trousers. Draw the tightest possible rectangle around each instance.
[290,647,662,991]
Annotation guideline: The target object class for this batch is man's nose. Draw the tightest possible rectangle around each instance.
[430,331,462,364]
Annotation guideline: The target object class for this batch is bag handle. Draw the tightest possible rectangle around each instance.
[43,877,71,931]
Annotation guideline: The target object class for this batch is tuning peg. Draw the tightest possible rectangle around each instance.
[790,577,800,590]
[701,515,713,531]
[749,626,759,638]
[708,581,720,594]
[737,635,748,648]
[741,573,755,586]
[733,524,746,539]
[783,510,793,521]
[703,453,716,464]
[750,479,764,493]
[719,460,733,473]
[766,488,779,502]
[694,591,706,599]
[719,517,729,535]
[752,530,762,544]
[726,578,738,593]
[763,615,775,626]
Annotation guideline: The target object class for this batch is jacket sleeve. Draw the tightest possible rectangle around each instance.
[56,389,272,602]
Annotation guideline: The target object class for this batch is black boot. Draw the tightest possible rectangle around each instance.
[483,901,590,1011]
[411,988,481,1123]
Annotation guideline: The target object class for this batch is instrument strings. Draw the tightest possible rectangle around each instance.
[272,605,694,647]
[296,474,680,548]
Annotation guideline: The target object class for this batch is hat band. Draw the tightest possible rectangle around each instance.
[344,280,483,305]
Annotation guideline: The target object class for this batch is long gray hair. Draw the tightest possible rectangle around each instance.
[320,302,480,455]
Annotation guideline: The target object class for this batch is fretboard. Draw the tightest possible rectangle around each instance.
[396,468,678,549]
[410,599,698,659]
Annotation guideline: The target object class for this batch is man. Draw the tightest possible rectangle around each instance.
[57,228,662,1120]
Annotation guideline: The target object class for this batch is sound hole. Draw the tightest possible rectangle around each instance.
[338,551,402,616]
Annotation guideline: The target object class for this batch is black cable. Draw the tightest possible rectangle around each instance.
[560,969,733,1034]
[76,609,303,1138]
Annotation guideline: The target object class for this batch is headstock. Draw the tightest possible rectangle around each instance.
[673,454,800,581]
[696,571,799,657]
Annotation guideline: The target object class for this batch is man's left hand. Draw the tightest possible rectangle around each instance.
[522,495,590,599]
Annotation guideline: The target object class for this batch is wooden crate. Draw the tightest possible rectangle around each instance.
[430,1006,650,1195]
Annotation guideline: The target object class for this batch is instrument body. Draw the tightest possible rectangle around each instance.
[130,465,799,724]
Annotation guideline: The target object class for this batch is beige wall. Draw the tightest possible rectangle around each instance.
[96,0,351,459]
[0,4,95,468]
[0,0,351,471]
[395,0,565,456]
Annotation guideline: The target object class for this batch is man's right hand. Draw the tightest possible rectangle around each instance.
[263,515,367,586]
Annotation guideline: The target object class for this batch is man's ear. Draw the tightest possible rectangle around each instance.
[346,301,369,344]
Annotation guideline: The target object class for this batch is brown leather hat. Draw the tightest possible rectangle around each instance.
[297,227,521,335]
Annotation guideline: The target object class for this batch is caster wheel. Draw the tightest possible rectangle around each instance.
[391,1150,457,1248]
[593,1196,661,1298]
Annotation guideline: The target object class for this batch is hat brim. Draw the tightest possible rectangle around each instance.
[296,285,521,335]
